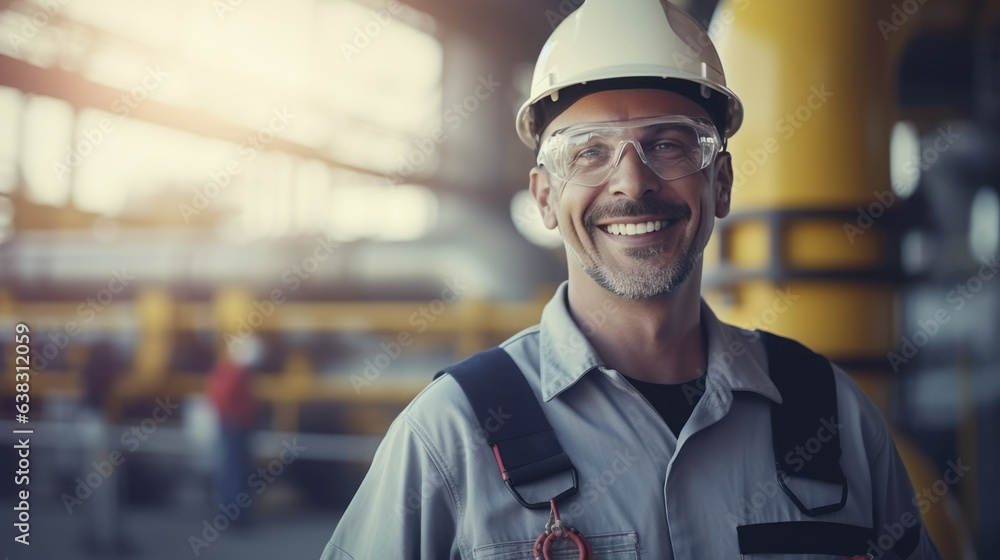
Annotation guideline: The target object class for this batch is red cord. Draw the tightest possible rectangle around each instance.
[533,499,592,560]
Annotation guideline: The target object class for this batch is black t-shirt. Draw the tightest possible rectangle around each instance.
[623,371,708,437]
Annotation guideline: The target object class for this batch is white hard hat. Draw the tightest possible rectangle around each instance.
[515,0,744,149]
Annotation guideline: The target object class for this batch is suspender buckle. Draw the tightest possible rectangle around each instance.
[492,443,579,510]
[775,468,849,517]
[504,466,579,510]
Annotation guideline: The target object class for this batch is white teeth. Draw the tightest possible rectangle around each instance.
[604,220,673,236]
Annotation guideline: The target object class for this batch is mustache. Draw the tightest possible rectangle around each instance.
[583,199,692,229]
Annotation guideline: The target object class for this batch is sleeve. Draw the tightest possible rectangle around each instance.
[867,416,945,559]
[320,413,463,560]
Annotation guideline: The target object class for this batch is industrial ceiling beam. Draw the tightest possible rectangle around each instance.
[0,54,383,180]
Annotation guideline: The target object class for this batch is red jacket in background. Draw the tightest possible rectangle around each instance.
[206,360,257,429]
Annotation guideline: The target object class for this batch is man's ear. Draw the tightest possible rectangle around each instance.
[713,152,733,219]
[529,166,559,229]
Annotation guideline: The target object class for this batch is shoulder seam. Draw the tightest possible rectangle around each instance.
[322,542,355,560]
[401,411,469,558]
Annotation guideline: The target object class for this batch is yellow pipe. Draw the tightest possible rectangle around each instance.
[709,1,964,557]
[118,287,174,393]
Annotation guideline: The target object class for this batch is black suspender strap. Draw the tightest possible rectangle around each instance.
[438,334,847,516]
[761,331,849,517]
[434,347,579,510]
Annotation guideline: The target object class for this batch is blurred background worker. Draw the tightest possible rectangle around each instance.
[206,334,262,527]
[77,340,130,556]
[0,0,997,559]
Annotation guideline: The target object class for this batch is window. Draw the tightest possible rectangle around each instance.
[0,0,443,239]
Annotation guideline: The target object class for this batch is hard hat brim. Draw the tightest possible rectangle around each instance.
[516,72,743,150]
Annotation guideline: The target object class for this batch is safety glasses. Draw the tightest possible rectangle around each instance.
[536,116,721,187]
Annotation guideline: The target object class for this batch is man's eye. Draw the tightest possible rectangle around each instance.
[651,140,685,152]
[573,144,609,161]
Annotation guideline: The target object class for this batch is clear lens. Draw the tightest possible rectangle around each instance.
[538,116,720,187]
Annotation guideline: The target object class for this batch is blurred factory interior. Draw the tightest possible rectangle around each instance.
[0,0,998,558]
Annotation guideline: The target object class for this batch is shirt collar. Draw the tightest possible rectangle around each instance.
[537,281,783,404]
[699,301,783,404]
[537,282,604,401]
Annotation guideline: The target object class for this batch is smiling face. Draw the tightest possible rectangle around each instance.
[529,89,733,300]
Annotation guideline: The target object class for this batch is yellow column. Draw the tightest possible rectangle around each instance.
[707,2,964,557]
[706,0,895,355]
[114,287,175,415]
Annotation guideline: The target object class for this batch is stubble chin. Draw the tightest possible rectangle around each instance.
[567,232,699,301]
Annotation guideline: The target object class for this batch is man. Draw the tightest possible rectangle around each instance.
[321,1,943,558]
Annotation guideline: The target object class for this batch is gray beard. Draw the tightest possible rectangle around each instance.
[567,235,700,300]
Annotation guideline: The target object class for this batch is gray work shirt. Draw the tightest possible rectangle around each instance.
[322,282,942,559]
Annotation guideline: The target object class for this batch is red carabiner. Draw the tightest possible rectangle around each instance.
[532,500,592,560]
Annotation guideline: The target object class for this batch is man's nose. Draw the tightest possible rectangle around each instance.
[606,141,660,198]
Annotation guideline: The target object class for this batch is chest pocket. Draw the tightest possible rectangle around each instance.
[472,531,638,560]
